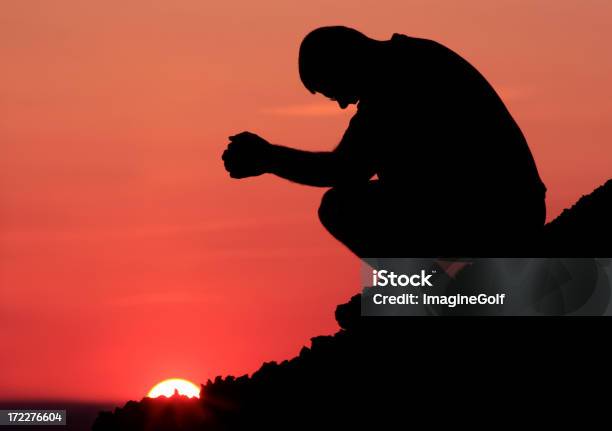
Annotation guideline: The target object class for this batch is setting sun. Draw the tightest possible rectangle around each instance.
[147,378,200,399]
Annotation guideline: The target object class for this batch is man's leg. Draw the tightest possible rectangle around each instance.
[318,181,388,258]
[318,182,508,257]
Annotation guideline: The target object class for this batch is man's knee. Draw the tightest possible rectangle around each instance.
[318,188,340,231]
[318,183,379,232]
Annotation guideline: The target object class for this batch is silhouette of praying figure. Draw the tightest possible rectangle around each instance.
[222,26,547,257]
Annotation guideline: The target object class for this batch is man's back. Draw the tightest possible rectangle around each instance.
[355,34,546,228]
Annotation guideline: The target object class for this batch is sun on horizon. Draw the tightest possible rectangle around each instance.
[147,378,200,399]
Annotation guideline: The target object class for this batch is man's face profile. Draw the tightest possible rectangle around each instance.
[311,76,360,109]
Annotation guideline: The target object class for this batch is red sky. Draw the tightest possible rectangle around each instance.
[1,1,611,401]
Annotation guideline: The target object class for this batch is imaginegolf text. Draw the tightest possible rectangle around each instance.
[372,293,507,308]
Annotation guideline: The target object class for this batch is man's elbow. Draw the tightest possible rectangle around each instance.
[331,165,375,187]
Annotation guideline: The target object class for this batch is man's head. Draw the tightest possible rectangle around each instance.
[299,26,376,109]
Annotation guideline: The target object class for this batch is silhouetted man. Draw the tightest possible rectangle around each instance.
[222,26,547,257]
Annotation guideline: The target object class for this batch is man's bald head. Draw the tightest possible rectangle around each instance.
[299,26,376,107]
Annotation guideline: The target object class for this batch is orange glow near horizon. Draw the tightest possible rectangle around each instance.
[147,379,200,399]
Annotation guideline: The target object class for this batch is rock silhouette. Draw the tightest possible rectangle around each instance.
[93,181,612,430]
[543,179,612,256]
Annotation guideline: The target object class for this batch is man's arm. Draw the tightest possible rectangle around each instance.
[267,144,374,187]
[222,130,375,187]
